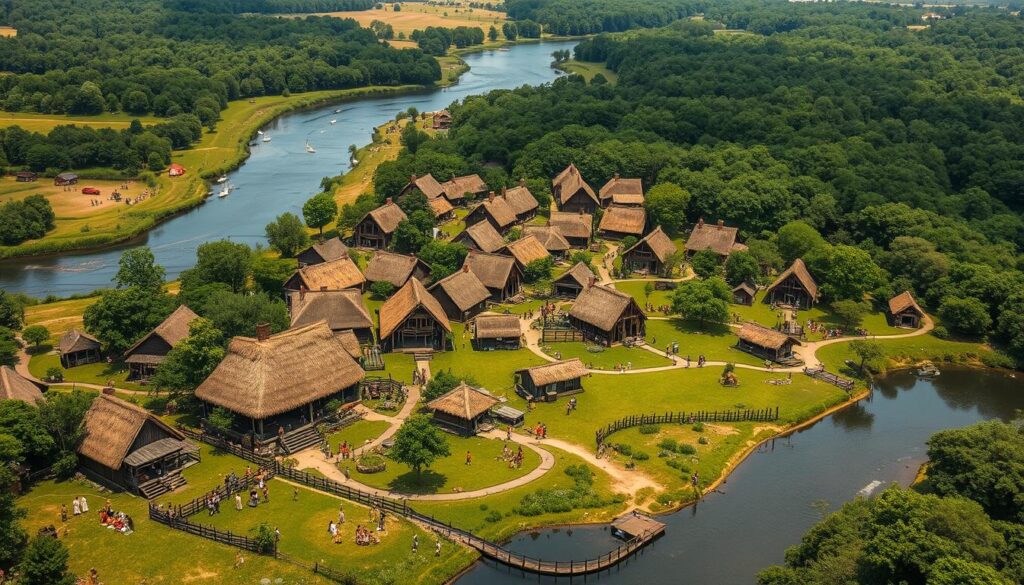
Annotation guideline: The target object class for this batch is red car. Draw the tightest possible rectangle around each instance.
[81,187,100,195]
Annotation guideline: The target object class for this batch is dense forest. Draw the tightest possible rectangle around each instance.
[167,0,376,13]
[0,0,440,118]
[379,4,1024,365]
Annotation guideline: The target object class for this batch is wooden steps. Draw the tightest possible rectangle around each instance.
[281,425,321,454]
[139,472,187,499]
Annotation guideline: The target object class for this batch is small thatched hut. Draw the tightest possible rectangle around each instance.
[552,164,599,214]
[732,283,756,306]
[429,266,490,322]
[598,206,646,240]
[735,323,802,363]
[454,221,505,253]
[685,219,743,258]
[501,234,551,270]
[284,255,365,298]
[569,284,646,345]
[364,251,431,289]
[464,192,518,234]
[354,199,407,249]
[764,258,818,308]
[441,174,488,205]
[463,250,523,302]
[0,366,45,405]
[599,174,643,207]
[123,305,198,380]
[399,173,447,201]
[549,211,593,248]
[524,226,571,258]
[473,314,522,350]
[427,383,499,435]
[58,329,101,368]
[296,237,348,267]
[888,291,924,328]
[378,278,452,352]
[516,358,587,401]
[289,288,374,343]
[433,110,452,130]
[428,196,455,222]
[552,262,596,298]
[503,182,539,222]
[621,226,677,275]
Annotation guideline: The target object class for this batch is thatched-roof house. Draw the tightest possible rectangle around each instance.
[764,258,818,308]
[58,329,101,368]
[553,262,596,298]
[888,291,924,328]
[735,322,802,363]
[284,255,365,297]
[598,206,646,240]
[732,283,756,306]
[296,237,348,267]
[78,394,195,496]
[442,174,488,205]
[364,251,431,289]
[524,226,571,257]
[473,313,521,350]
[433,110,452,130]
[428,196,455,221]
[552,164,599,214]
[599,174,643,207]
[196,322,365,439]
[501,234,551,269]
[453,220,505,254]
[549,211,593,248]
[569,284,646,345]
[464,192,518,234]
[334,330,363,361]
[685,219,742,258]
[54,172,78,186]
[289,288,373,343]
[0,366,45,405]
[516,358,587,401]
[464,250,523,302]
[378,278,452,352]
[429,266,490,322]
[621,226,677,275]
[15,171,37,182]
[124,305,199,380]
[399,173,447,200]
[354,199,407,249]
[503,182,539,222]
[427,383,498,435]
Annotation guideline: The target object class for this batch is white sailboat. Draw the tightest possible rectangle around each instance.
[262,134,272,143]
[217,187,229,198]
[330,119,337,125]
[305,141,317,154]
[215,175,228,184]
[257,130,263,135]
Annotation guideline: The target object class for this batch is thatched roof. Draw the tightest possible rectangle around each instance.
[524,226,571,253]
[124,305,198,358]
[518,358,587,386]
[554,262,596,288]
[474,314,521,339]
[0,366,44,404]
[302,237,348,263]
[599,175,643,205]
[364,201,407,234]
[766,258,819,301]
[569,284,638,331]
[428,196,454,218]
[78,394,185,470]
[290,256,366,291]
[502,235,551,268]
[405,174,446,199]
[196,321,365,420]
[549,211,593,240]
[503,185,538,216]
[443,174,487,201]
[478,195,518,229]
[552,164,598,207]
[732,283,756,297]
[737,322,802,351]
[429,268,490,312]
[458,221,505,253]
[427,383,498,421]
[364,251,429,288]
[334,329,363,360]
[59,329,100,355]
[598,206,646,236]
[289,289,372,332]
[685,220,739,256]
[889,291,924,316]
[623,226,677,263]
[379,278,452,340]
[464,250,518,290]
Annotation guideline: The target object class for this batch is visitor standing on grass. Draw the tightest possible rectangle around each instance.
[465,450,472,465]
[412,534,419,553]
[235,493,242,511]
[344,466,351,481]
[338,504,346,524]
[234,550,244,569]
[435,539,442,556]
[61,504,68,522]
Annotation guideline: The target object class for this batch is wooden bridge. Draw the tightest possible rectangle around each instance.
[803,366,855,391]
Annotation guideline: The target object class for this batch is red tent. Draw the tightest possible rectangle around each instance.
[168,163,186,177]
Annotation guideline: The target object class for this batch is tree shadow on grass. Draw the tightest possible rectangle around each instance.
[387,470,447,494]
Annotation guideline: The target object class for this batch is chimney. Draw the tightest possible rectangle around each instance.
[488,191,495,202]
[519,178,525,187]
[385,197,393,205]
[255,323,270,342]
[697,217,704,228]
[463,264,470,273]
[410,174,417,183]
[717,219,724,230]
[299,285,307,301]
[501,186,507,199]
[613,172,620,180]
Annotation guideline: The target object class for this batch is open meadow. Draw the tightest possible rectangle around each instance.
[309,2,507,39]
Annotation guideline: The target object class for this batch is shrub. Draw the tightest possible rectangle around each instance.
[356,453,387,474]
[931,325,950,339]
[250,523,277,553]
[614,443,632,456]
[678,443,697,455]
[638,424,659,435]
[691,422,705,432]
[485,510,503,523]
[479,504,489,511]
[981,351,1015,369]
[370,280,396,300]
[698,436,709,445]
[658,438,679,452]
[45,367,63,382]
[53,451,78,480]
[632,451,650,461]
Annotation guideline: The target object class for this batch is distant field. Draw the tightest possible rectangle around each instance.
[0,26,16,37]
[309,2,506,38]
[0,111,159,134]
[560,60,618,83]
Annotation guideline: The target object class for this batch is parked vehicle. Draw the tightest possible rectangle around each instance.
[81,187,100,195]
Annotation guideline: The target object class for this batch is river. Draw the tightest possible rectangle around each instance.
[455,367,1024,585]
[0,40,577,298]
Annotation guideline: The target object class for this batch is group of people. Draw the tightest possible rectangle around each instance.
[411,368,429,385]
[335,440,357,462]
[532,422,549,439]
[63,495,89,519]
[96,499,133,534]
[613,361,633,373]
[564,396,578,415]
[643,302,673,315]
[497,442,526,469]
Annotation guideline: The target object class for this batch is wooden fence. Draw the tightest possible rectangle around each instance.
[595,408,780,447]
[162,469,272,519]
[149,509,269,553]
[541,328,583,343]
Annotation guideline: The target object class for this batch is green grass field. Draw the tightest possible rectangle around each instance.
[815,333,989,375]
[644,319,764,366]
[431,322,547,396]
[559,60,619,83]
[612,280,677,309]
[29,352,148,391]
[732,290,905,340]
[325,420,392,452]
[543,341,672,370]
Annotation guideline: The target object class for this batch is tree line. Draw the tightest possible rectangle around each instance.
[411,25,486,55]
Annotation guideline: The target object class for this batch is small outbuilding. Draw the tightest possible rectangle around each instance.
[685,219,743,259]
[735,322,802,363]
[569,284,646,345]
[501,234,551,270]
[399,173,447,201]
[427,383,499,435]
[473,314,522,350]
[888,291,924,328]
[599,174,643,207]
[0,366,45,405]
[284,255,366,298]
[364,251,431,289]
[502,181,539,222]
[353,199,407,249]
[515,358,587,401]
[432,110,453,130]
[429,266,491,322]
[552,262,596,299]
[441,174,488,205]
[378,278,452,352]
[289,288,374,343]
[168,163,186,177]
[464,191,518,234]
[464,250,524,302]
[428,196,455,222]
[598,206,646,240]
[454,220,505,253]
[123,305,199,380]
[54,172,78,186]
[524,226,571,258]
[58,329,102,368]
[549,211,593,249]
[732,283,756,306]
[552,164,599,214]
[764,258,818,309]
[620,226,677,276]
[296,237,349,267]
[15,171,37,182]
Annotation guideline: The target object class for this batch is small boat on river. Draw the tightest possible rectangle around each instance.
[263,135,272,143]
[215,175,227,184]
[305,142,317,154]
[330,119,337,125]
[217,187,229,198]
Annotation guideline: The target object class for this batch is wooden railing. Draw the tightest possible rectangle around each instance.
[595,408,780,448]
[803,366,855,391]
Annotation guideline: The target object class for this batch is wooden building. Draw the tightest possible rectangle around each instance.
[473,314,521,350]
[464,191,518,234]
[685,219,743,258]
[569,284,646,345]
[196,322,365,451]
[426,383,498,435]
[732,283,756,306]
[0,366,45,405]
[735,322,802,363]
[552,262,596,298]
[441,174,488,205]
[888,291,924,328]
[363,251,431,289]
[429,266,491,322]
[399,173,447,201]
[599,174,643,207]
[54,172,78,186]
[621,226,677,276]
[123,305,198,380]
[378,278,452,352]
[432,110,452,130]
[764,258,818,308]
[77,393,196,497]
[353,199,407,249]
[289,288,374,343]
[284,255,365,298]
[464,250,523,302]
[552,163,599,214]
[428,196,455,222]
[524,226,571,258]
[598,206,646,240]
[501,234,551,270]
[515,358,587,401]
[15,171,37,182]
[549,211,593,248]
[296,237,348,267]
[453,220,505,254]
[503,182,539,222]
[58,329,101,368]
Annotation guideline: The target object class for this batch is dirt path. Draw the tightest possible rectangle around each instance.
[534,436,663,494]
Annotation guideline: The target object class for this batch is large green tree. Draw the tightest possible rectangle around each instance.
[390,414,451,477]
[724,250,758,286]
[670,278,730,327]
[82,287,176,355]
[689,249,722,279]
[0,466,27,573]
[265,212,310,258]
[202,291,288,339]
[644,182,690,235]
[114,247,165,291]
[180,240,253,294]
[776,221,827,265]
[18,533,76,585]
[302,193,338,238]
[152,318,226,393]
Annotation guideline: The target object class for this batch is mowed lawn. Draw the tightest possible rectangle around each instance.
[613,280,678,310]
[325,419,392,452]
[543,341,671,370]
[431,322,548,396]
[644,319,764,366]
[815,333,989,374]
[732,290,906,340]
[29,352,146,391]
[0,110,159,133]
